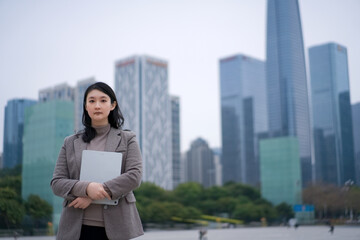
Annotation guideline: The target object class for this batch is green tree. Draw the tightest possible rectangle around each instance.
[25,195,53,227]
[216,197,238,217]
[134,182,169,201]
[203,186,229,201]
[276,202,294,221]
[0,188,25,228]
[179,206,202,220]
[0,165,22,178]
[146,201,172,223]
[224,182,260,200]
[199,199,218,215]
[0,175,22,195]
[173,182,203,207]
[233,203,259,222]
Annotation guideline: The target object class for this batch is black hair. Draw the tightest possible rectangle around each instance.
[82,82,124,143]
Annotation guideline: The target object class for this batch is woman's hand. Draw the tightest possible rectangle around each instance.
[86,182,111,200]
[68,197,92,209]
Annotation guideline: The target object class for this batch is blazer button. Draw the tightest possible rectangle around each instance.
[104,205,108,210]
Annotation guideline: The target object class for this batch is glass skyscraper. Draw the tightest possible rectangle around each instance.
[2,98,37,168]
[266,0,312,186]
[171,96,181,189]
[220,54,267,186]
[309,43,355,185]
[352,103,360,185]
[114,55,172,190]
[22,100,74,231]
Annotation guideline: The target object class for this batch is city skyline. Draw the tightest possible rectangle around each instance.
[0,0,359,152]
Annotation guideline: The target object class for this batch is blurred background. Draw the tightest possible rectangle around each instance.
[0,0,359,238]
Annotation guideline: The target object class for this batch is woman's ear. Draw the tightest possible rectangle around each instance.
[111,101,117,110]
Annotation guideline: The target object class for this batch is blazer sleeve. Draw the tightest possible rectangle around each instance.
[104,132,142,199]
[50,136,90,200]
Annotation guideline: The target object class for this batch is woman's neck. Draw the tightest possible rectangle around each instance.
[91,121,109,128]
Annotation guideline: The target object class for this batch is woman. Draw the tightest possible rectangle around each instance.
[51,82,143,240]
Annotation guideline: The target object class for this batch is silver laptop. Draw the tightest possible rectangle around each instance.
[80,150,123,205]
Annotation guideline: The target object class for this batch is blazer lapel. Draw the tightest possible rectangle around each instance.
[105,128,123,152]
[74,135,87,171]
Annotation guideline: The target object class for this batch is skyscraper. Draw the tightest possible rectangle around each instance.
[266,0,312,186]
[220,54,267,186]
[212,148,222,186]
[39,83,74,102]
[185,138,215,188]
[2,98,37,168]
[22,100,74,231]
[74,77,96,132]
[352,103,360,185]
[171,96,181,189]
[114,55,172,189]
[309,43,355,185]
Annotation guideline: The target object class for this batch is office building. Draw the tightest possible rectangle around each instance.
[114,55,172,189]
[260,137,302,206]
[352,103,360,185]
[220,54,267,186]
[185,138,215,188]
[266,0,312,186]
[212,148,222,186]
[2,98,37,168]
[39,83,74,102]
[22,100,74,231]
[171,96,181,189]
[309,43,355,186]
[74,77,96,132]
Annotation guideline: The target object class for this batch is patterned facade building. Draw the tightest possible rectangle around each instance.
[114,55,172,189]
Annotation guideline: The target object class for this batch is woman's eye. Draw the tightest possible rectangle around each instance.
[89,100,94,103]
[101,99,107,103]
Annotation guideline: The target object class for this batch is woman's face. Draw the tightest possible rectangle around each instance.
[85,89,116,126]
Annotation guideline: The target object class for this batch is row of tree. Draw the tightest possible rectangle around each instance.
[134,181,294,225]
[2,164,359,231]
[0,165,53,232]
[303,182,360,220]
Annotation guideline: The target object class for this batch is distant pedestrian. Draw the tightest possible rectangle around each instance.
[294,223,299,229]
[329,224,334,234]
[199,228,208,240]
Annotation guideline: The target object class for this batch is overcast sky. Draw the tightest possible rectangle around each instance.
[0,0,359,153]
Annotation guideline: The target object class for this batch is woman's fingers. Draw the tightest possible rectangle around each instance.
[87,182,111,200]
[69,197,92,209]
